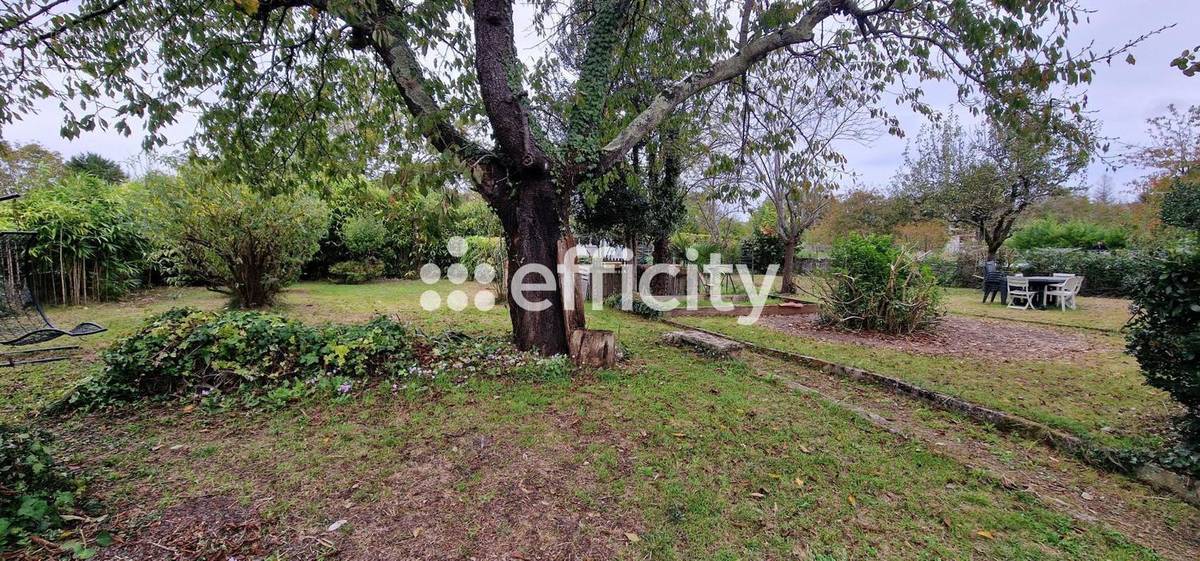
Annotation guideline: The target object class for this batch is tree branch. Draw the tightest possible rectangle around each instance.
[596,0,846,174]
[472,0,550,173]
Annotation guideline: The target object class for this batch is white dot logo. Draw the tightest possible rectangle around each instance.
[418,237,501,312]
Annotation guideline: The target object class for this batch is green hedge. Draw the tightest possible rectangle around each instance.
[329,259,385,284]
[1016,249,1138,297]
[1009,218,1129,250]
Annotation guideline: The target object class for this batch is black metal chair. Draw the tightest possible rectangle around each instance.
[1,228,106,367]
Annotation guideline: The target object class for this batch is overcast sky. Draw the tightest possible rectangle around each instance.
[2,0,1196,201]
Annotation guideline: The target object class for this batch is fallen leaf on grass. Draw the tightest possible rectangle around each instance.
[624,532,641,543]
[326,519,347,533]
[794,478,805,487]
[975,530,995,540]
[412,527,424,538]
[847,495,857,507]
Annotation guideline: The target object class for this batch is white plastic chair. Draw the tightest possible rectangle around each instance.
[1045,276,1084,310]
[1006,276,1035,310]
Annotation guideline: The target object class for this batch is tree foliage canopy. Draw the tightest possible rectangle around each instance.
[1,0,1128,192]
[896,115,1089,256]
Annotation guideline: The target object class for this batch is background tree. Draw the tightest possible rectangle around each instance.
[809,189,912,246]
[0,141,63,195]
[896,116,1089,260]
[0,0,1131,354]
[1127,104,1200,184]
[65,152,128,184]
[729,54,874,293]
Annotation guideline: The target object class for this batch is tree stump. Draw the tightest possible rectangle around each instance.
[569,329,617,367]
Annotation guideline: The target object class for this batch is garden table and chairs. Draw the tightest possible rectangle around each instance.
[1001,274,1084,310]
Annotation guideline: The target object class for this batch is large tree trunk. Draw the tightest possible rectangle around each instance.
[494,175,571,356]
[780,235,798,294]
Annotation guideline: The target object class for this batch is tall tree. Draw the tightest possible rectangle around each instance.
[1,0,1131,354]
[1127,104,1200,183]
[0,140,62,194]
[897,116,1089,260]
[730,54,874,293]
[66,152,128,184]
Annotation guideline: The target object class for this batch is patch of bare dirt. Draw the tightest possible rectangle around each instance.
[329,425,636,561]
[93,496,321,561]
[760,314,1112,361]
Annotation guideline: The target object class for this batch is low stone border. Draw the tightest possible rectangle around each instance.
[662,319,1200,507]
[664,302,817,318]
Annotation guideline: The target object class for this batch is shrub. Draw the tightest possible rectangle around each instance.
[740,230,785,274]
[143,169,330,308]
[1009,218,1129,250]
[341,214,389,259]
[459,235,505,272]
[1126,247,1200,437]
[604,293,663,319]
[328,260,385,284]
[1125,180,1200,473]
[1016,248,1138,296]
[460,235,506,299]
[814,234,942,334]
[63,308,570,410]
[1161,178,1200,231]
[0,424,83,547]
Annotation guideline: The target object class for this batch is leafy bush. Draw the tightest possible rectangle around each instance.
[1,424,83,547]
[604,293,663,319]
[1125,247,1200,452]
[64,308,571,410]
[142,169,330,308]
[739,230,784,274]
[341,214,389,259]
[10,174,151,304]
[1016,248,1138,296]
[1161,178,1200,231]
[328,260,385,284]
[459,235,505,272]
[924,254,974,288]
[814,234,942,334]
[1009,218,1129,250]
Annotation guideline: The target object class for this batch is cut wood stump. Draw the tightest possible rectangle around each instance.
[663,330,743,356]
[570,329,617,367]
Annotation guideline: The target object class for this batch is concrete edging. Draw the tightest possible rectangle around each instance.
[662,319,1200,507]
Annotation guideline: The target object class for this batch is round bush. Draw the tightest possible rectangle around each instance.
[1126,248,1200,431]
[815,234,942,334]
[329,259,385,284]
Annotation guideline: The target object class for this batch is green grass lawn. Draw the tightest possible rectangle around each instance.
[0,281,1182,559]
[941,287,1133,332]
